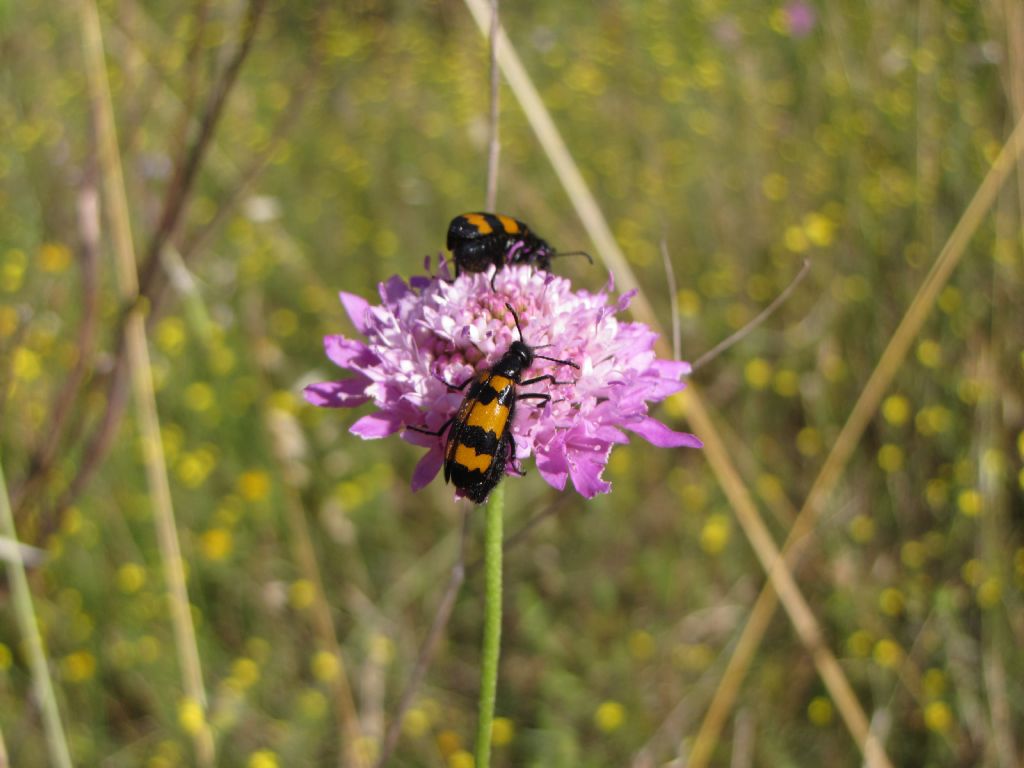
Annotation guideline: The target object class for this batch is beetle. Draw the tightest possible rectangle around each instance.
[409,303,578,503]
[446,212,590,278]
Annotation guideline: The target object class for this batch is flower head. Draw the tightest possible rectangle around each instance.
[305,263,701,500]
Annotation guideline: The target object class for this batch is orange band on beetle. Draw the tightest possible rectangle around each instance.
[453,443,494,472]
[464,213,493,234]
[496,214,520,234]
[465,399,508,431]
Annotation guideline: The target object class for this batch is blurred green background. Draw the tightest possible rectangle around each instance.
[2,0,1023,766]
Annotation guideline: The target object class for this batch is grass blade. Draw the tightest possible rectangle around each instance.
[77,0,214,763]
[0,457,73,768]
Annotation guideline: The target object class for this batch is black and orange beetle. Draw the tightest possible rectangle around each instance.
[409,303,578,503]
[446,212,590,278]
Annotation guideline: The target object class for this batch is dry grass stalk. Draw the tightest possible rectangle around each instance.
[78,0,214,763]
[688,111,1024,766]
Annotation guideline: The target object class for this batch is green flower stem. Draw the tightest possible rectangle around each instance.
[474,482,504,768]
[0,457,73,768]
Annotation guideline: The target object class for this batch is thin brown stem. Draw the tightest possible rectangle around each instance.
[12,167,102,519]
[161,29,324,320]
[50,339,132,532]
[54,0,269,520]
[177,85,311,262]
[174,0,213,164]
[135,0,267,314]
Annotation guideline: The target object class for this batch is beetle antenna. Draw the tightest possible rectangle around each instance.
[553,250,594,265]
[534,353,580,369]
[504,302,525,342]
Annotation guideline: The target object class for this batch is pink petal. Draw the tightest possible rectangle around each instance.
[566,443,613,498]
[603,270,616,293]
[589,423,629,444]
[379,275,411,304]
[536,468,569,492]
[626,417,703,448]
[614,288,637,313]
[533,433,570,490]
[437,254,453,280]
[340,292,371,334]
[411,446,444,491]
[410,274,433,290]
[324,335,378,369]
[303,379,370,408]
[350,412,403,439]
[591,399,644,425]
[637,376,688,400]
[653,359,692,379]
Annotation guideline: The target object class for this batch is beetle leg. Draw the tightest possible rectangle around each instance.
[430,367,475,392]
[520,374,575,387]
[407,416,454,437]
[505,431,526,476]
[516,393,551,404]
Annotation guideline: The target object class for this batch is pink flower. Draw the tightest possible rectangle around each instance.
[782,1,816,38]
[305,263,701,500]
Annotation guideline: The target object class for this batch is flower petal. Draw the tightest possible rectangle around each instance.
[589,423,630,444]
[637,376,688,400]
[303,379,370,408]
[379,275,411,304]
[410,274,433,290]
[411,446,444,491]
[325,335,379,369]
[535,459,569,491]
[350,412,403,439]
[603,270,616,293]
[614,288,637,313]
[626,417,703,448]
[340,292,371,334]
[534,434,569,490]
[653,359,693,379]
[566,442,613,498]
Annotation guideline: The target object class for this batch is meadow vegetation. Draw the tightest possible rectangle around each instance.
[1,1,1022,766]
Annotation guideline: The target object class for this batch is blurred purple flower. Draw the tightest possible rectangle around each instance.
[305,264,701,500]
[782,1,816,38]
